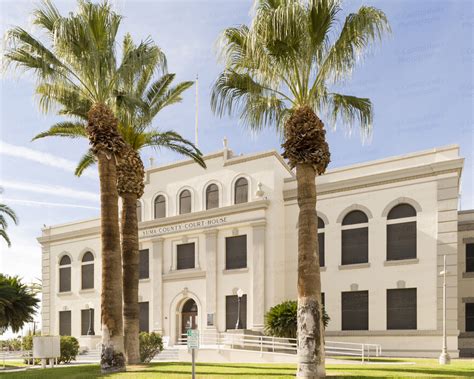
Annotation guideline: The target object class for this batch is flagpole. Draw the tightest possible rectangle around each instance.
[195,74,199,147]
[439,254,451,365]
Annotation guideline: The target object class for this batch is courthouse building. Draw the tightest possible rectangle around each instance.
[38,143,474,357]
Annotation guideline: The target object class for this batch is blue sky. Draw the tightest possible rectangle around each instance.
[0,0,472,310]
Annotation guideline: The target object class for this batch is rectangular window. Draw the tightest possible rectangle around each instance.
[59,267,71,292]
[387,222,417,261]
[318,232,325,267]
[139,249,150,279]
[59,310,71,336]
[466,303,474,332]
[139,302,149,332]
[466,244,474,273]
[225,295,247,330]
[225,235,247,270]
[321,292,325,308]
[342,228,368,265]
[341,291,368,330]
[81,309,94,336]
[177,243,195,270]
[81,264,94,289]
[387,288,417,330]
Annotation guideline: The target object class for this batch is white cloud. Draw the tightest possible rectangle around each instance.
[1,180,99,202]
[1,198,99,210]
[0,140,97,179]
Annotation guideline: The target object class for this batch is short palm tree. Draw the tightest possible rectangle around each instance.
[211,1,389,377]
[0,188,18,247]
[0,274,39,334]
[33,34,206,363]
[4,0,159,371]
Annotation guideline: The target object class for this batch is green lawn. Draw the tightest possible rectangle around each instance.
[1,360,473,378]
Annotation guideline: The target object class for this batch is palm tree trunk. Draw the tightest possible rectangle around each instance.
[97,151,125,372]
[121,192,140,364]
[87,103,126,373]
[296,163,325,379]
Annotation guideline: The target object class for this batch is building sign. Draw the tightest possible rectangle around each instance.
[187,329,200,349]
[140,216,227,238]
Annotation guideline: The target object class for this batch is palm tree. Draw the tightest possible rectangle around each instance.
[211,1,389,377]
[0,274,39,334]
[0,188,18,247]
[33,35,206,363]
[4,1,159,372]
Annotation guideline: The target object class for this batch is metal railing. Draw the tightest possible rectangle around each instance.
[0,350,34,369]
[176,331,382,362]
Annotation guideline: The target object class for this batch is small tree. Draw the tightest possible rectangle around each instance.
[264,300,330,339]
[139,332,163,363]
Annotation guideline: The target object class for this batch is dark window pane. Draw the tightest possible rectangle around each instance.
[59,311,71,336]
[139,249,150,279]
[179,190,191,214]
[387,288,417,330]
[387,222,417,260]
[225,295,247,330]
[59,267,71,292]
[234,178,248,204]
[342,211,368,225]
[81,309,94,335]
[226,235,247,270]
[466,303,474,332]
[139,302,149,332]
[318,232,325,267]
[154,195,166,219]
[82,252,94,262]
[59,255,71,265]
[182,299,197,312]
[82,264,94,289]
[387,204,416,220]
[137,201,142,222]
[342,228,368,265]
[342,291,368,330]
[177,243,195,270]
[321,292,325,307]
[467,244,474,273]
[318,217,325,229]
[206,184,219,210]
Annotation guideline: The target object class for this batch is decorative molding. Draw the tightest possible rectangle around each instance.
[384,258,419,267]
[336,204,373,223]
[163,269,206,282]
[462,272,474,279]
[222,268,249,275]
[338,262,371,270]
[381,197,422,217]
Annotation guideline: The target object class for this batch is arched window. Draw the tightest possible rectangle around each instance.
[341,210,369,265]
[206,184,219,210]
[179,190,191,214]
[234,178,248,204]
[154,195,166,219]
[387,203,417,261]
[81,252,94,290]
[136,201,142,222]
[318,217,325,268]
[59,255,71,293]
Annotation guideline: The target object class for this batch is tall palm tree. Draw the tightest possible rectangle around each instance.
[211,1,389,377]
[4,1,159,372]
[33,35,206,363]
[0,188,18,247]
[0,274,39,334]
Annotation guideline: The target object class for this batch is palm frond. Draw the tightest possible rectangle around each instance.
[328,93,372,138]
[32,122,87,141]
[75,150,96,177]
[0,204,18,225]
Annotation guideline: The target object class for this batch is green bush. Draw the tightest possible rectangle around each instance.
[22,335,79,364]
[0,337,22,351]
[139,332,163,363]
[264,300,330,339]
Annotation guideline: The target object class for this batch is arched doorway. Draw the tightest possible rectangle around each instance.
[181,298,198,336]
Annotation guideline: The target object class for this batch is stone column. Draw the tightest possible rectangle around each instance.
[152,238,164,333]
[41,244,51,335]
[204,229,218,330]
[251,221,266,330]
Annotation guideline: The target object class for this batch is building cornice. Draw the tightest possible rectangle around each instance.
[224,150,293,175]
[37,200,270,245]
[283,160,463,201]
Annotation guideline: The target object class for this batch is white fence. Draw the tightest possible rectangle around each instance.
[177,331,382,362]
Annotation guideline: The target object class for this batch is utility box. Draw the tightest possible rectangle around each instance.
[33,336,60,366]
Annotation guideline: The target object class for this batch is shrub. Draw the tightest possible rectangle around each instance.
[22,335,79,364]
[264,300,330,339]
[139,332,163,363]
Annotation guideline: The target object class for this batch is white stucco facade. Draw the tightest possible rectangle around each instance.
[38,144,473,357]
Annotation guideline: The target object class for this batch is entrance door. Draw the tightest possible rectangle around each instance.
[181,298,198,336]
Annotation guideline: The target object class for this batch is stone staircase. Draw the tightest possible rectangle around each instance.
[152,347,180,362]
[76,348,101,363]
